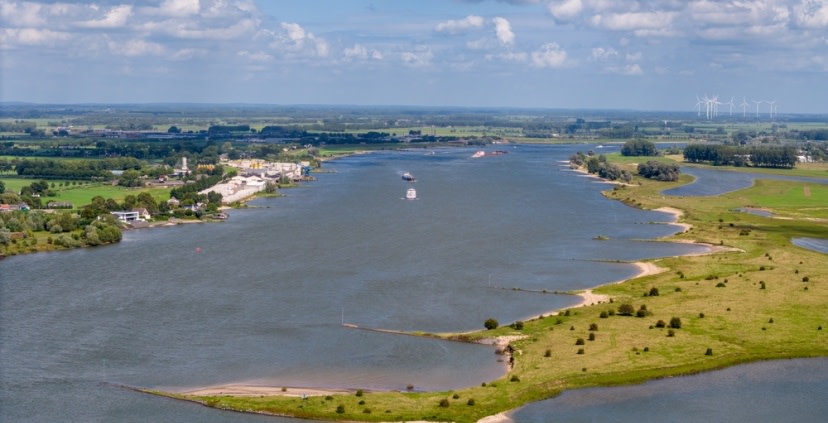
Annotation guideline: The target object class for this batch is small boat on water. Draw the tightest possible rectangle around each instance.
[405,187,417,200]
[471,150,485,158]
[402,171,416,182]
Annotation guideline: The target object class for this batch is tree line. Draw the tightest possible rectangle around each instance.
[683,144,798,168]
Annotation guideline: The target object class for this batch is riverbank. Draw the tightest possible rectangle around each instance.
[157,160,828,423]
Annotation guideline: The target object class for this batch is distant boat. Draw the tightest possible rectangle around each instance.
[402,171,416,182]
[472,151,485,158]
[405,187,417,200]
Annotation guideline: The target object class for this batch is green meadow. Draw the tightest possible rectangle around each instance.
[1,177,169,208]
[157,160,828,422]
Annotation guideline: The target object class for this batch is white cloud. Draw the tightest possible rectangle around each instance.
[623,63,642,75]
[0,27,70,47]
[160,0,201,17]
[794,0,828,28]
[590,46,618,61]
[238,50,272,62]
[591,11,678,33]
[401,46,433,67]
[1,2,46,27]
[108,39,165,57]
[78,4,133,29]
[343,44,383,61]
[531,42,567,67]
[625,52,642,62]
[167,18,259,40]
[492,17,515,45]
[435,15,485,33]
[548,0,583,22]
[277,22,328,57]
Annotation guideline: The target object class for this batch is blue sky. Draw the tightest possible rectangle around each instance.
[1,0,827,113]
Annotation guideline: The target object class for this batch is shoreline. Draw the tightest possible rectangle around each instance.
[165,203,718,423]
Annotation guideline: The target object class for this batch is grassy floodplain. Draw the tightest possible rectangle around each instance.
[151,158,828,423]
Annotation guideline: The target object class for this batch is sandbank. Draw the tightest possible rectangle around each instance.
[179,384,353,397]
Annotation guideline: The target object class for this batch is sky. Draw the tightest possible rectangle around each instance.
[1,0,827,113]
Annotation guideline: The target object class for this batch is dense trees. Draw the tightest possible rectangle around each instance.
[684,144,797,168]
[14,157,143,179]
[621,140,658,156]
[637,161,680,181]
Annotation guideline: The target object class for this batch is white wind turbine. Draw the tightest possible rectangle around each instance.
[695,96,704,118]
[740,97,749,118]
[727,97,735,116]
[753,100,763,119]
[767,100,776,120]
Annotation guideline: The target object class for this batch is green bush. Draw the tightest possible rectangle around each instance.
[484,318,499,330]
[336,405,345,414]
[669,317,682,329]
[467,399,476,406]
[439,399,450,408]
[575,338,585,345]
[617,303,635,316]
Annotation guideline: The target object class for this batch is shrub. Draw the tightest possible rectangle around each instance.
[575,338,585,345]
[699,312,705,318]
[588,333,596,341]
[667,329,676,337]
[577,348,585,355]
[467,399,476,406]
[336,405,345,414]
[669,317,682,329]
[716,282,727,287]
[589,323,598,331]
[363,408,371,414]
[358,400,365,405]
[599,311,609,318]
[617,303,635,316]
[705,348,713,356]
[439,399,450,408]
[510,375,520,382]
[649,287,660,296]
[356,389,363,397]
[452,393,460,399]
[803,276,810,282]
[544,349,551,357]
[484,318,499,330]
[655,319,666,328]
[760,281,766,289]
[510,321,524,330]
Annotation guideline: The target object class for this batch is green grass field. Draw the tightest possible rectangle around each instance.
[1,176,169,208]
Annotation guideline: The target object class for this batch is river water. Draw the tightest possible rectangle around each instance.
[1,144,825,422]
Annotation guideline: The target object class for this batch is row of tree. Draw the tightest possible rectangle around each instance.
[683,144,798,168]
[13,157,143,179]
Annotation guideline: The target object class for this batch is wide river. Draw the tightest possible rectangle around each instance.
[2,144,826,422]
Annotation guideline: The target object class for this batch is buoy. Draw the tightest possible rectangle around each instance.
[195,247,201,253]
